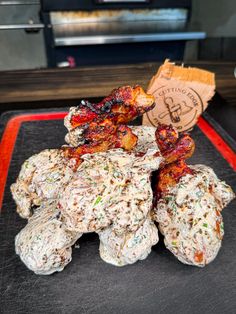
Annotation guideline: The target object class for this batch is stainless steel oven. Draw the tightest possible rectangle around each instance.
[40,0,205,67]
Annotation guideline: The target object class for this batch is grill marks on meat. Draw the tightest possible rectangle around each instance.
[153,124,195,199]
[155,124,195,166]
[69,86,155,128]
[63,124,138,169]
[155,160,194,201]
[11,82,235,273]
[63,86,155,167]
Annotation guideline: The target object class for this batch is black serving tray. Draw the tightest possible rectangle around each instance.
[0,110,235,314]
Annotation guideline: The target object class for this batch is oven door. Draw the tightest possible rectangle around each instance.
[41,0,192,11]
[41,0,204,67]
[51,8,197,47]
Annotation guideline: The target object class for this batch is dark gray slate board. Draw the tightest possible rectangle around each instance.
[0,116,236,314]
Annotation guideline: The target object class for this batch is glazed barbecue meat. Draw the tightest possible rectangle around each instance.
[154,165,235,267]
[11,116,235,273]
[63,86,155,166]
[155,124,195,166]
[153,123,195,200]
[153,122,195,197]
[64,86,155,147]
[156,160,194,198]
[15,201,82,275]
[153,123,235,267]
[99,217,158,266]
[11,81,234,275]
[11,149,75,219]
[63,124,138,168]
[65,85,155,129]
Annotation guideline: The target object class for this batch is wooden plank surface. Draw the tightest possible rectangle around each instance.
[0,62,235,105]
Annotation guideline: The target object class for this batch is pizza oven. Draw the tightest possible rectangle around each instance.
[40,0,205,67]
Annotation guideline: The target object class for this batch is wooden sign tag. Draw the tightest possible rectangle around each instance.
[143,60,215,132]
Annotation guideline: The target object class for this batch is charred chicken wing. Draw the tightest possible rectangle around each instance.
[155,123,195,166]
[64,86,155,147]
[63,124,138,168]
[11,81,235,275]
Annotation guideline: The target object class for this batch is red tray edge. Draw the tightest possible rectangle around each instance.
[0,112,235,210]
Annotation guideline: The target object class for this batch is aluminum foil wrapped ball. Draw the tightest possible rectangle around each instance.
[154,164,235,267]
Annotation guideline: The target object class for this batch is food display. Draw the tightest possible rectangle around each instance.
[64,85,155,147]
[99,217,158,266]
[154,164,234,266]
[58,148,162,234]
[11,149,75,219]
[15,201,82,275]
[11,85,235,275]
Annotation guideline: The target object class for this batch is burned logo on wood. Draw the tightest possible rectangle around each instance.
[143,60,215,132]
